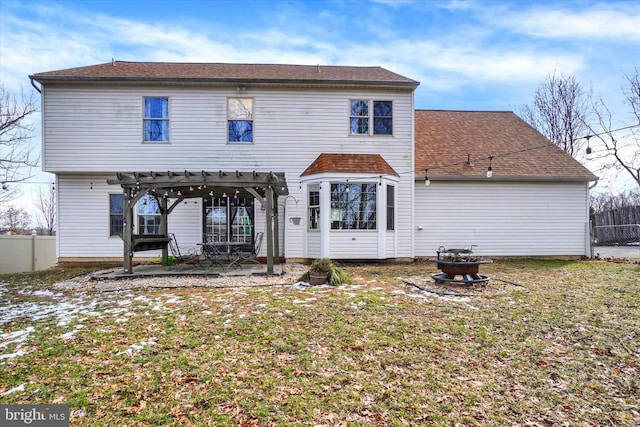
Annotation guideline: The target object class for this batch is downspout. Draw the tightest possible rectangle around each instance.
[30,78,42,94]
[587,179,599,258]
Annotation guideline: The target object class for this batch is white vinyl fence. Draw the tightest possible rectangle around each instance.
[0,235,57,274]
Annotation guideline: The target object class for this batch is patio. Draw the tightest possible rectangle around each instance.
[90,261,290,280]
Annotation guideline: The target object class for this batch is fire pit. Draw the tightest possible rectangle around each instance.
[430,246,492,286]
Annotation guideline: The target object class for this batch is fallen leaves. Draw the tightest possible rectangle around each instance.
[0,260,638,425]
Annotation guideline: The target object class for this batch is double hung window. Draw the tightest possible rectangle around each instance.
[308,184,320,230]
[143,97,169,142]
[349,100,392,135]
[109,194,124,236]
[138,194,161,234]
[386,185,395,230]
[228,98,253,143]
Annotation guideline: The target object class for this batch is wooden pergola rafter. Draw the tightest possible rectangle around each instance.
[107,170,289,274]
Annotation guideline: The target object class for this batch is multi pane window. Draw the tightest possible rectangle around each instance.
[109,194,124,236]
[349,100,392,135]
[204,196,255,250]
[308,184,320,230]
[386,185,395,230]
[228,98,253,142]
[138,194,161,234]
[143,97,169,142]
[330,183,377,230]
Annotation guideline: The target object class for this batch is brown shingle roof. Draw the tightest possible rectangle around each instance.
[301,153,399,176]
[415,110,597,181]
[30,61,419,88]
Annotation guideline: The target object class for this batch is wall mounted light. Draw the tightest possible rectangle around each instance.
[424,169,430,186]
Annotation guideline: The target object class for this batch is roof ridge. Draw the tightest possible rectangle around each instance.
[416,109,514,113]
[111,60,383,69]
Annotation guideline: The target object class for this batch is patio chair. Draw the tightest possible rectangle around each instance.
[169,233,199,264]
[198,241,228,270]
[230,232,264,269]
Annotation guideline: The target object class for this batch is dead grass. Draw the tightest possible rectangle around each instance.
[1,259,638,426]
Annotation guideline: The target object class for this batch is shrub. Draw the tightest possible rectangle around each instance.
[298,258,351,286]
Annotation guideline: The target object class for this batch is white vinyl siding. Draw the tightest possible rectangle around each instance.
[43,85,415,261]
[414,181,590,257]
[57,176,203,258]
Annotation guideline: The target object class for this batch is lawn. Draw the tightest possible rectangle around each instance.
[1,259,638,426]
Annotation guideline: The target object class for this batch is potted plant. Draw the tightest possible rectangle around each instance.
[299,258,351,286]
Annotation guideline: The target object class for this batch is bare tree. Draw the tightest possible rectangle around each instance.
[588,67,640,188]
[0,205,32,234]
[590,189,640,213]
[34,184,56,235]
[0,84,39,204]
[519,71,590,157]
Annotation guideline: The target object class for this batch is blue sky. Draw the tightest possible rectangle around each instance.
[1,0,639,204]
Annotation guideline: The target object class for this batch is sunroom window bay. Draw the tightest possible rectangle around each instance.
[330,182,377,230]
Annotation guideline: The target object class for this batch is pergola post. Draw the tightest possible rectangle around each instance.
[265,185,274,274]
[160,197,169,266]
[273,191,280,266]
[123,190,133,274]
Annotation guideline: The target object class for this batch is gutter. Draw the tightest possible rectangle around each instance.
[418,173,598,183]
[28,75,419,90]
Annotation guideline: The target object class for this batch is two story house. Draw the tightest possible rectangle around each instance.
[30,61,419,271]
[29,61,596,272]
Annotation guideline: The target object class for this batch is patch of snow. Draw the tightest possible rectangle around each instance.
[60,325,85,340]
[117,337,157,355]
[1,326,35,347]
[1,383,25,396]
[293,297,317,304]
[0,350,29,360]
[30,289,62,298]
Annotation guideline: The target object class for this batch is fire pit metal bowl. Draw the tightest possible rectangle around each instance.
[430,246,492,286]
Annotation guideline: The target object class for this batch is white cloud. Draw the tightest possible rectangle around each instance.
[489,2,640,41]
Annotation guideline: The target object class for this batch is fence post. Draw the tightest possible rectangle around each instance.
[32,234,37,272]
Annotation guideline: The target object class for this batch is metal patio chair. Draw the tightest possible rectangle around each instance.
[228,232,264,269]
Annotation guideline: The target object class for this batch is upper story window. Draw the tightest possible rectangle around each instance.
[228,98,253,143]
[349,100,393,135]
[143,97,169,142]
[330,183,377,230]
[109,193,124,236]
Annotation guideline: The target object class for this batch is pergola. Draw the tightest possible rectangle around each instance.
[108,170,289,274]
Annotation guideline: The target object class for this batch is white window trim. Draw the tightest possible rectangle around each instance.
[142,96,170,144]
[348,99,393,136]
[227,97,255,144]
